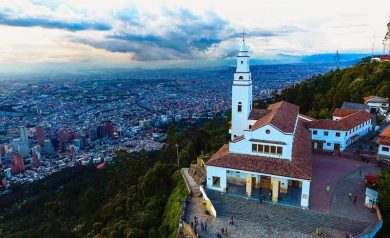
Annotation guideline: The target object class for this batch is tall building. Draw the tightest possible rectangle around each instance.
[20,126,28,143]
[58,129,70,150]
[36,125,45,148]
[206,38,312,208]
[43,139,54,154]
[230,36,252,140]
[11,153,25,174]
[104,121,115,138]
[31,145,42,161]
[88,127,97,141]
[31,151,40,168]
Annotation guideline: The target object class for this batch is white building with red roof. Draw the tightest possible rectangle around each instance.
[206,38,312,208]
[377,126,390,162]
[309,109,373,152]
[363,96,389,115]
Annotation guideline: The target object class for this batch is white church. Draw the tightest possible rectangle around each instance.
[206,37,312,208]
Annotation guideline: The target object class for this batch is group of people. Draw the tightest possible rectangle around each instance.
[181,196,191,222]
[216,216,235,237]
[190,216,207,238]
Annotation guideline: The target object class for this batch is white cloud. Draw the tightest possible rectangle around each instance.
[0,0,388,69]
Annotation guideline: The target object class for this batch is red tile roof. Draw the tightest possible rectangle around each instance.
[309,111,372,131]
[251,101,299,134]
[377,126,390,146]
[299,114,317,122]
[363,96,388,104]
[332,108,356,118]
[363,96,377,103]
[248,109,270,120]
[207,118,312,180]
[231,135,244,143]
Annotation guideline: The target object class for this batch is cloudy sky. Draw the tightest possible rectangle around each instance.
[0,0,388,72]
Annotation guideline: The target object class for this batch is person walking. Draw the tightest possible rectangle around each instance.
[353,196,357,204]
[201,221,204,232]
[204,222,207,232]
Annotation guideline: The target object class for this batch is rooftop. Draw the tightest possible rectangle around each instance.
[251,101,299,134]
[377,126,390,146]
[363,96,388,104]
[341,102,369,112]
[207,118,312,180]
[332,108,356,118]
[309,110,372,131]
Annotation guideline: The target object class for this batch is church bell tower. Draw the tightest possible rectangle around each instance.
[231,32,253,140]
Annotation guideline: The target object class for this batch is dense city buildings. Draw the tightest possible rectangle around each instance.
[0,63,332,184]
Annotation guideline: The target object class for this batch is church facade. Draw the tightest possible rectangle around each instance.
[206,38,312,208]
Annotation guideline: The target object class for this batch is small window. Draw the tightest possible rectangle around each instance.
[241,61,243,64]
[313,130,317,135]
[249,125,252,129]
[239,76,244,80]
[324,131,329,136]
[277,147,283,155]
[382,147,390,152]
[264,145,270,153]
[238,102,242,112]
[252,144,257,152]
[327,143,331,146]
[270,146,276,154]
[258,144,264,152]
[212,176,221,187]
[336,132,340,137]
[266,129,271,134]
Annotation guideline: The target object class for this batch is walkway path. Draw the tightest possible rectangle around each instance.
[330,166,380,223]
[182,168,201,197]
[310,154,368,213]
[207,190,369,236]
[181,164,375,238]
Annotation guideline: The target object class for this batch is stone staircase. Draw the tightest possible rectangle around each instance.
[206,189,369,236]
[182,168,202,198]
[188,164,206,185]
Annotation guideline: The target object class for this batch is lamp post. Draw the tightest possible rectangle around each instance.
[175,144,179,168]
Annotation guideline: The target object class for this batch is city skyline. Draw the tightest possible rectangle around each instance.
[0,0,389,73]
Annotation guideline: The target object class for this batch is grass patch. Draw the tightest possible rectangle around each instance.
[159,170,189,238]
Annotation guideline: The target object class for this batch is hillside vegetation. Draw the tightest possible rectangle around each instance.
[0,116,228,238]
[274,61,390,118]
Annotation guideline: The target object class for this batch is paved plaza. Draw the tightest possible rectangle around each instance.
[182,153,381,238]
[310,153,378,213]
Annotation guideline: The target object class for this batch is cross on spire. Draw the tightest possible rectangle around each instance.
[242,28,246,42]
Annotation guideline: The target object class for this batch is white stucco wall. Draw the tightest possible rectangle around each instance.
[310,118,372,151]
[206,166,227,192]
[378,144,390,157]
[206,165,311,207]
[310,129,347,151]
[231,82,252,139]
[301,180,310,208]
[229,124,294,160]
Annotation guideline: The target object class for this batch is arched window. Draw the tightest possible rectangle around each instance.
[239,76,244,80]
[238,102,242,112]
